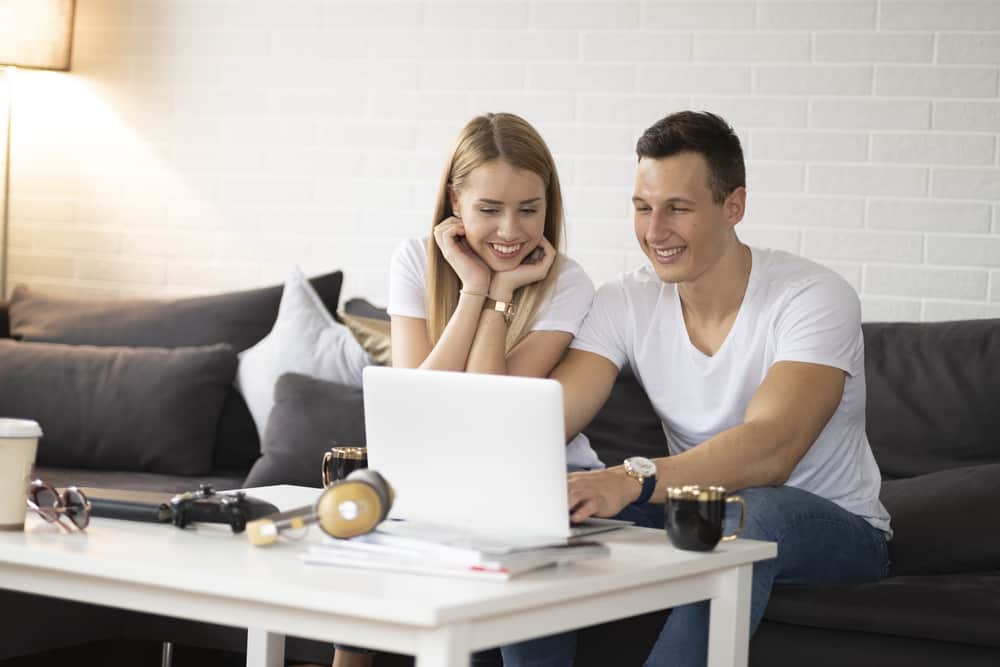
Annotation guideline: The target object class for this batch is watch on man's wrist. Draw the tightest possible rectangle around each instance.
[484,297,515,325]
[623,456,657,505]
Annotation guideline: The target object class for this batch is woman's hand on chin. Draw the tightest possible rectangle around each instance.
[433,217,492,295]
[489,237,557,300]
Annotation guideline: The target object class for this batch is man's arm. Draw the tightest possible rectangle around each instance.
[550,348,621,442]
[567,360,845,521]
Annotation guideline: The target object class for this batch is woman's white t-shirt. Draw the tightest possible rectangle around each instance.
[387,236,604,469]
[570,246,891,533]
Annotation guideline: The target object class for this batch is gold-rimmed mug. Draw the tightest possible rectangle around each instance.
[321,446,368,488]
[664,485,746,552]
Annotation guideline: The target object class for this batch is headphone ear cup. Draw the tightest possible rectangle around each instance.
[345,469,394,522]
[316,479,384,539]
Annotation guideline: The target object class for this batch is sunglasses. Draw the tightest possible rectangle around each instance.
[26,480,91,532]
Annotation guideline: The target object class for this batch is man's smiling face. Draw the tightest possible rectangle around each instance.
[632,152,742,285]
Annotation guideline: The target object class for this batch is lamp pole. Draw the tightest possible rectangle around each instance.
[1,65,13,299]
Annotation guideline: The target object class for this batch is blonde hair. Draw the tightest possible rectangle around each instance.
[426,113,565,352]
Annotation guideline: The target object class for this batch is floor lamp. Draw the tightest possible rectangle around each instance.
[0,0,75,299]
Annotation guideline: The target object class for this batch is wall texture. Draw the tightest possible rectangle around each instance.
[2,0,998,321]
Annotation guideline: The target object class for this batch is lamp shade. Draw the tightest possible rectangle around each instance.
[0,0,75,71]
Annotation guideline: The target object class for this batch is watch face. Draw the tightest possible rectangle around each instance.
[626,456,656,478]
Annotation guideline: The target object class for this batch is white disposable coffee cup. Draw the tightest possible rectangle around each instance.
[0,419,43,531]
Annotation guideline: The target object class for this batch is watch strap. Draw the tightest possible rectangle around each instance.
[484,297,515,324]
[635,474,656,505]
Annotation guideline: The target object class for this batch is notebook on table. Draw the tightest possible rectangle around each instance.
[361,366,631,549]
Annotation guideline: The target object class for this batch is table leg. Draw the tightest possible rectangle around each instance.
[246,627,285,667]
[707,563,753,667]
[416,624,471,667]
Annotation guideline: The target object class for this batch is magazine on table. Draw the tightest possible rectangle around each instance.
[303,522,611,581]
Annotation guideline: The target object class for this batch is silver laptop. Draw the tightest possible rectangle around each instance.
[362,367,630,546]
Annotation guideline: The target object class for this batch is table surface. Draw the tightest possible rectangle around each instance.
[0,485,777,629]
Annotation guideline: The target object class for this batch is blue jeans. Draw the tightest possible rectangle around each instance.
[501,485,890,667]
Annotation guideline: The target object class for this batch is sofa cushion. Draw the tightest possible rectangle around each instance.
[863,319,1000,479]
[584,364,667,467]
[765,572,1000,648]
[243,373,365,489]
[236,268,369,438]
[341,296,390,321]
[7,272,343,471]
[339,310,391,366]
[0,339,237,475]
[8,274,343,350]
[339,297,393,366]
[879,463,1000,576]
[751,619,1000,667]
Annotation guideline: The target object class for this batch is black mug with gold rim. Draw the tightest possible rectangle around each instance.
[664,485,746,552]
[321,446,368,488]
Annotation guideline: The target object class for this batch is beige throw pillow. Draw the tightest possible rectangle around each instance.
[339,310,392,366]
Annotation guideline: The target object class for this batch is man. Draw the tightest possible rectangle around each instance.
[502,111,891,667]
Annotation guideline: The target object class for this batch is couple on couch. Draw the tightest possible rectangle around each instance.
[336,110,892,667]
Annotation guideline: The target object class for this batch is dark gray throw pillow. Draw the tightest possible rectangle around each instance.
[8,271,343,472]
[0,339,238,475]
[243,373,365,489]
[880,463,1000,576]
[341,296,389,321]
[9,272,343,351]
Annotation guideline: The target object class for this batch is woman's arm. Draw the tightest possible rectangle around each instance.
[395,299,573,377]
[390,291,487,371]
[465,301,575,377]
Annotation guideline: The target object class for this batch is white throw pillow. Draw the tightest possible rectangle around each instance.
[236,266,371,437]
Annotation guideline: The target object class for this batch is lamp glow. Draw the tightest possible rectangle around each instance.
[0,0,75,297]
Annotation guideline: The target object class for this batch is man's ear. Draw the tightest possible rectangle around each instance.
[724,187,747,228]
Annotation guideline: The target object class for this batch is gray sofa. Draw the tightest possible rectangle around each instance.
[0,277,348,666]
[1,283,998,667]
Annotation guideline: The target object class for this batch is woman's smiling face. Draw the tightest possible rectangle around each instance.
[451,159,547,272]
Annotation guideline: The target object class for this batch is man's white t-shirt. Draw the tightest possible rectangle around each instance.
[388,237,605,469]
[571,246,891,533]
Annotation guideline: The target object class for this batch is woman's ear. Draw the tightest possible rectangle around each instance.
[448,185,461,219]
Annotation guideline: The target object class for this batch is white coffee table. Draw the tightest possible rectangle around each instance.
[0,485,775,666]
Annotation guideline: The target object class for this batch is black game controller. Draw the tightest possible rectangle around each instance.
[169,485,279,534]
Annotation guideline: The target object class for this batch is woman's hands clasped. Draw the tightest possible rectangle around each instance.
[433,219,557,299]
[489,237,557,300]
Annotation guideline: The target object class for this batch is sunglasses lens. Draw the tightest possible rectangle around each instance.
[31,485,60,522]
[64,489,90,530]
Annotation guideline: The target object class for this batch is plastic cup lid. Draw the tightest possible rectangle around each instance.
[0,419,43,438]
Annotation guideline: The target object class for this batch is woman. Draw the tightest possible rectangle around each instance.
[332,112,603,667]
[389,112,593,379]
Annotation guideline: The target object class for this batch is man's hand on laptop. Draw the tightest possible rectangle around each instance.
[567,468,639,523]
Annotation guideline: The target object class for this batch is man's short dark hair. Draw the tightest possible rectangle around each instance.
[635,111,745,204]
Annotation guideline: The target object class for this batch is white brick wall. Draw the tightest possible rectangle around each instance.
[1,0,998,322]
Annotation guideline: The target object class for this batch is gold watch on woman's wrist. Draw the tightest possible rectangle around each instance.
[483,297,515,325]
